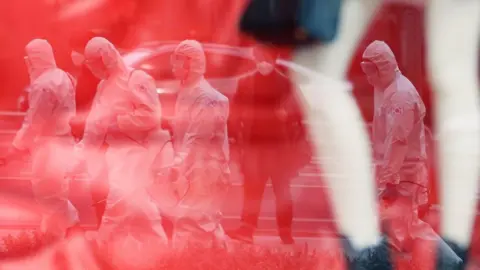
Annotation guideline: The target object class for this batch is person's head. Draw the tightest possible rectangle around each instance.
[24,39,57,82]
[83,37,126,80]
[170,40,206,88]
[361,40,399,89]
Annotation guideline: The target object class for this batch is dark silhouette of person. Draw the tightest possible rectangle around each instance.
[227,46,312,244]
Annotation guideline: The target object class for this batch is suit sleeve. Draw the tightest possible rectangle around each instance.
[383,91,415,174]
[76,81,109,153]
[12,86,56,150]
[117,70,161,132]
[174,97,229,171]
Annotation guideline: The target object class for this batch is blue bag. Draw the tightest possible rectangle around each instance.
[297,0,343,43]
[239,0,343,46]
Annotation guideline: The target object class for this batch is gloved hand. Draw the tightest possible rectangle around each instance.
[169,166,180,183]
[377,166,400,190]
[378,182,399,203]
[0,145,29,166]
[69,115,86,140]
[17,94,29,112]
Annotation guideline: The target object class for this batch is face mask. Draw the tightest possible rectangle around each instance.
[85,57,109,80]
[170,54,191,83]
[257,61,274,76]
[361,60,382,87]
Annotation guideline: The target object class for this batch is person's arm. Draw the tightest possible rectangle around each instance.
[381,92,415,178]
[75,82,108,154]
[117,70,161,132]
[228,75,254,143]
[174,96,229,172]
[12,85,56,151]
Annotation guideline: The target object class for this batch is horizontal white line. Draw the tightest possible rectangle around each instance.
[0,177,327,188]
[0,130,17,134]
[0,111,26,116]
[222,216,332,223]
[0,217,333,229]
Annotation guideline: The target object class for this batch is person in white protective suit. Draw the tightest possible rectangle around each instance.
[74,37,168,268]
[0,39,79,239]
[361,40,428,214]
[168,39,230,248]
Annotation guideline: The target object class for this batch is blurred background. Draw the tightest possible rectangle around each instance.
[0,0,474,248]
[0,0,431,120]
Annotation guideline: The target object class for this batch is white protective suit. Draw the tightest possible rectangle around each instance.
[78,37,167,268]
[363,41,428,209]
[13,39,79,238]
[170,40,230,248]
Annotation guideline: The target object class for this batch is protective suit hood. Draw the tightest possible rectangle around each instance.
[172,40,206,87]
[362,40,399,88]
[25,39,57,82]
[84,37,127,79]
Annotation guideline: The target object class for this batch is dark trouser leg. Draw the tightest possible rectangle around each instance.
[240,172,269,232]
[271,173,294,243]
[90,166,109,230]
[227,145,269,242]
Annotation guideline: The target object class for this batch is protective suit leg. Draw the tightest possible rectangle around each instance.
[397,164,429,215]
[97,142,168,269]
[172,168,229,249]
[89,157,109,230]
[31,136,79,239]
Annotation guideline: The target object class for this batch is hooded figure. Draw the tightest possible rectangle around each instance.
[169,40,230,248]
[362,40,428,212]
[4,39,79,238]
[76,37,168,268]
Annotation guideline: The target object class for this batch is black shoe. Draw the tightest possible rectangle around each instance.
[340,235,393,270]
[279,229,295,245]
[225,227,254,244]
[436,238,465,270]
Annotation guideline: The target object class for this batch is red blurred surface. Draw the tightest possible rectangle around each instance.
[0,1,461,268]
[0,1,432,123]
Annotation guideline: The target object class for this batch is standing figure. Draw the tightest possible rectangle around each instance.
[67,38,108,230]
[75,37,167,269]
[169,40,230,248]
[227,47,311,245]
[1,39,79,239]
[363,40,428,215]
